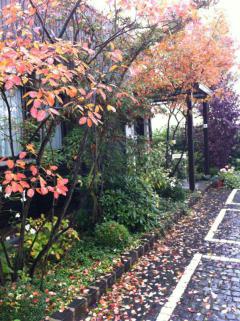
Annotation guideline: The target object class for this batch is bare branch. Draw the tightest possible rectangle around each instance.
[58,0,82,39]
[29,0,54,43]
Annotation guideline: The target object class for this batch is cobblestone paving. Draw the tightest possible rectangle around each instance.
[214,209,240,241]
[170,258,240,321]
[82,188,240,321]
[232,190,240,203]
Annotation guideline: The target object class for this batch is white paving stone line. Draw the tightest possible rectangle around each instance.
[205,238,240,245]
[202,254,240,264]
[225,189,239,205]
[156,253,202,321]
[204,208,240,245]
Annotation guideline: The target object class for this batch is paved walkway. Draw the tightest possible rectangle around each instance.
[82,188,240,321]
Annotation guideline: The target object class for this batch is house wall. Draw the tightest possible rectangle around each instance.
[0,90,23,157]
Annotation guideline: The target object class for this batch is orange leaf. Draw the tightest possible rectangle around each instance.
[87,118,93,127]
[79,117,87,125]
[7,160,14,169]
[45,92,55,107]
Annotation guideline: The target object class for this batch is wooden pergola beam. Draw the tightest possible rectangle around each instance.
[149,83,213,191]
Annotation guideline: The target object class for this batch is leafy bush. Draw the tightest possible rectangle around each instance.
[24,215,79,260]
[219,166,240,188]
[158,183,186,201]
[100,175,160,232]
[0,274,47,321]
[95,221,130,248]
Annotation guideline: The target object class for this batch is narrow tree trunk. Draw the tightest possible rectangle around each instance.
[29,128,89,277]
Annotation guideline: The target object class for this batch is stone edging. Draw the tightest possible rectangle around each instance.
[45,191,205,321]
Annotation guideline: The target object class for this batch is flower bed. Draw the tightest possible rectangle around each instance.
[0,190,205,321]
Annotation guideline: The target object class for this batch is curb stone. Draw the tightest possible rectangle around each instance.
[44,188,207,321]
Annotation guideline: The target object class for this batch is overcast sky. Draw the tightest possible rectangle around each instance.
[218,0,240,43]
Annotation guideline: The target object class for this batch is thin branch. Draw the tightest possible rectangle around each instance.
[29,0,54,43]
[58,0,82,39]
[36,120,55,165]
[24,115,50,148]
[88,22,136,65]
[29,127,89,277]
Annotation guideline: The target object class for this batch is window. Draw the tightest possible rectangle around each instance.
[49,124,62,150]
[0,90,23,157]
[0,90,63,158]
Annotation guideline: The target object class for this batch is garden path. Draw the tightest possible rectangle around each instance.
[82,188,240,321]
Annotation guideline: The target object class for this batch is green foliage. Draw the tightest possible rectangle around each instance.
[219,167,240,189]
[60,127,84,168]
[159,183,186,201]
[95,221,130,248]
[24,215,79,260]
[0,237,126,321]
[100,175,160,232]
[209,167,219,176]
[0,275,46,321]
[0,243,13,278]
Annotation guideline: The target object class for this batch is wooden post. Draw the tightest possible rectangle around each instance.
[186,93,195,191]
[203,101,210,176]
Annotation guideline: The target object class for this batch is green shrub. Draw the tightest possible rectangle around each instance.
[24,215,79,260]
[100,175,160,232]
[0,275,47,321]
[158,184,186,201]
[219,167,240,188]
[95,221,130,248]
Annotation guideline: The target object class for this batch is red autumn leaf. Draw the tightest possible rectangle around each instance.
[19,151,27,159]
[28,91,38,98]
[6,159,15,169]
[11,181,19,193]
[30,165,38,176]
[27,189,35,198]
[50,165,58,171]
[33,99,42,108]
[5,80,14,90]
[45,92,55,107]
[19,181,30,189]
[30,107,38,118]
[16,173,26,180]
[67,87,78,98]
[5,172,13,181]
[16,63,26,74]
[37,110,47,122]
[79,117,87,125]
[46,169,52,176]
[2,180,10,185]
[40,187,49,195]
[87,118,93,127]
[16,160,26,169]
[12,75,21,86]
